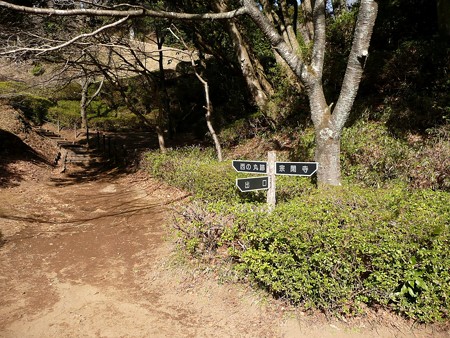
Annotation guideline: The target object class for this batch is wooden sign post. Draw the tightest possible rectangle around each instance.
[233,152,318,212]
[267,151,276,212]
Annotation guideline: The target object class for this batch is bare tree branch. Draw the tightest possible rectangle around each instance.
[1,16,129,56]
[85,77,104,108]
[0,1,247,20]
[168,25,223,162]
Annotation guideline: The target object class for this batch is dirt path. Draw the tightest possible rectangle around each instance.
[0,170,286,337]
[0,170,448,337]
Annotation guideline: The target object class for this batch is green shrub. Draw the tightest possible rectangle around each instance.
[9,94,54,124]
[175,185,449,322]
[0,81,26,93]
[47,100,80,127]
[50,82,82,100]
[31,63,45,76]
[146,147,240,202]
[342,120,450,191]
[89,114,142,131]
[88,100,110,117]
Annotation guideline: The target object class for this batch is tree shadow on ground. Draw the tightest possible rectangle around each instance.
[48,162,125,187]
[0,129,52,188]
[0,231,6,248]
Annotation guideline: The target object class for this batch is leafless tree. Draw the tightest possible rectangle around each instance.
[168,25,223,162]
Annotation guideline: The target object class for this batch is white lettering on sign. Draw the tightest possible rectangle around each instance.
[262,179,267,187]
[253,164,259,171]
[279,165,286,172]
[290,165,297,173]
[302,165,308,173]
[240,163,246,170]
[245,181,250,189]
[246,164,251,170]
[260,164,266,172]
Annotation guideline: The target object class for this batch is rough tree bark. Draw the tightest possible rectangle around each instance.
[213,0,273,110]
[243,0,378,186]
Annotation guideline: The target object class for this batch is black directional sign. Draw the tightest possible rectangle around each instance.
[275,162,318,176]
[232,160,267,174]
[236,176,270,192]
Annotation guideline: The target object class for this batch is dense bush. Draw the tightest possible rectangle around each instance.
[342,121,450,191]
[9,94,54,125]
[145,124,449,322]
[174,187,450,322]
[231,188,449,322]
[47,99,139,131]
[146,147,240,202]
[47,100,80,127]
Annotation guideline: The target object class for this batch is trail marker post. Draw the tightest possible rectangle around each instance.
[232,152,318,212]
[267,151,276,212]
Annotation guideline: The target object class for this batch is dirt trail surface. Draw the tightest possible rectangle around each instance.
[2,172,448,338]
[0,170,280,338]
[0,110,448,338]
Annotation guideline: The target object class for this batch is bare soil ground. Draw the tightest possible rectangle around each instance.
[1,108,449,337]
[2,168,449,338]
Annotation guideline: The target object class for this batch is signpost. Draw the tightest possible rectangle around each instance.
[236,176,270,192]
[232,160,267,174]
[275,161,318,176]
[233,152,318,212]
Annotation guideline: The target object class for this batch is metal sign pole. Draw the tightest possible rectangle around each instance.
[267,151,276,212]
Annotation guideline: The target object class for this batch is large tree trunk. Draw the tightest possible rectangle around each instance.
[315,124,341,186]
[308,82,342,186]
[213,0,272,109]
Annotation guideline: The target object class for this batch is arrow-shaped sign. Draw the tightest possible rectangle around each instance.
[275,162,318,176]
[236,176,270,192]
[232,160,267,174]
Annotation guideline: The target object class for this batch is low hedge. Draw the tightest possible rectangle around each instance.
[233,188,449,322]
[145,146,450,322]
[175,187,449,322]
[146,147,240,202]
[9,94,54,125]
